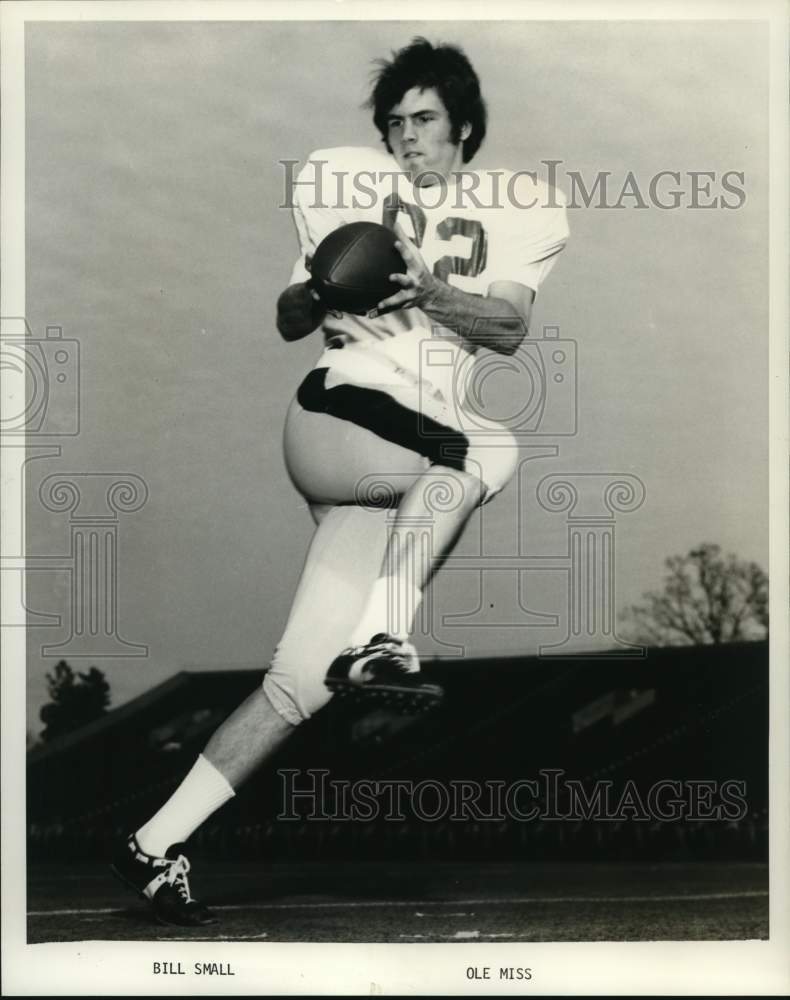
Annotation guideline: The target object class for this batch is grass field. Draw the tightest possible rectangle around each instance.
[27,860,768,943]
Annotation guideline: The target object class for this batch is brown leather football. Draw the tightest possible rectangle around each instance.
[310,222,406,315]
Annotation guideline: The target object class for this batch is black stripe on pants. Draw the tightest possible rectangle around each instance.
[297,368,469,472]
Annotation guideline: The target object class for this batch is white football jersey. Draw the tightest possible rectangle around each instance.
[288,146,569,406]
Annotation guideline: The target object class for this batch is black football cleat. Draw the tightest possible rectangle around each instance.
[325,633,443,713]
[111,835,218,927]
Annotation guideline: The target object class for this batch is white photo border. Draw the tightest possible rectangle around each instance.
[1,0,787,994]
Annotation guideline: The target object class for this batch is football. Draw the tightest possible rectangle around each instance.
[310,222,406,315]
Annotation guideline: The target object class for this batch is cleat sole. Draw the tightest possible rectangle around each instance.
[325,677,443,713]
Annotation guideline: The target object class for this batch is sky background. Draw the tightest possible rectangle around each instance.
[22,18,768,736]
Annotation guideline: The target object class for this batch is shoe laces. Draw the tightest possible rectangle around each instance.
[164,854,194,902]
[366,634,419,674]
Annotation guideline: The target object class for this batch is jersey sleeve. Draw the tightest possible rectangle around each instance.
[484,175,570,294]
[287,150,347,286]
[286,147,389,286]
[288,194,313,285]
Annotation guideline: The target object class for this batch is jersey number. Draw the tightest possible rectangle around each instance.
[382,194,488,285]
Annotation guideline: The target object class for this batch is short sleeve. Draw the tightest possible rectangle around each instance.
[485,175,570,294]
[288,193,313,285]
[287,152,343,285]
[286,148,375,287]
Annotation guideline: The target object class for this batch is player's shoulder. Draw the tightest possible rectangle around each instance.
[481,167,569,245]
[303,146,396,175]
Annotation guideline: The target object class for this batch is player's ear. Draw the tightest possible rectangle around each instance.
[460,122,472,142]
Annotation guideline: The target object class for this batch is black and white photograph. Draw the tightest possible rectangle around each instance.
[1,0,788,994]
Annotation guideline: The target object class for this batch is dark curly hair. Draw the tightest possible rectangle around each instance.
[367,37,487,163]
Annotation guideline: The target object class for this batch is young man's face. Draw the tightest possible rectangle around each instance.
[386,87,470,187]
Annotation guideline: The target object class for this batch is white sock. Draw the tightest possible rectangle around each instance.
[135,754,235,857]
[350,576,423,645]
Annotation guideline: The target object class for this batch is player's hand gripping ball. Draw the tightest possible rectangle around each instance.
[310,222,406,315]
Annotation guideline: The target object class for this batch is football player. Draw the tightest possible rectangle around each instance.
[112,37,569,926]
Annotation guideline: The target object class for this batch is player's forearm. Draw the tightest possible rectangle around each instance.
[276,283,326,341]
[421,281,527,356]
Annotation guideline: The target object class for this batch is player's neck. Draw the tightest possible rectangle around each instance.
[412,164,469,192]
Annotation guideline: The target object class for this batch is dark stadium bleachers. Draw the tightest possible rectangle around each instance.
[27,641,768,862]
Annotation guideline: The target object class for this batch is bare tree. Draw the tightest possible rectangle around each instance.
[621,543,768,646]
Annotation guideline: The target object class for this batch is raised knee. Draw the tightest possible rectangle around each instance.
[428,465,486,510]
[466,429,519,503]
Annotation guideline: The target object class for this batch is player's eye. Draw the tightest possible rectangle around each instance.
[388,119,403,130]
